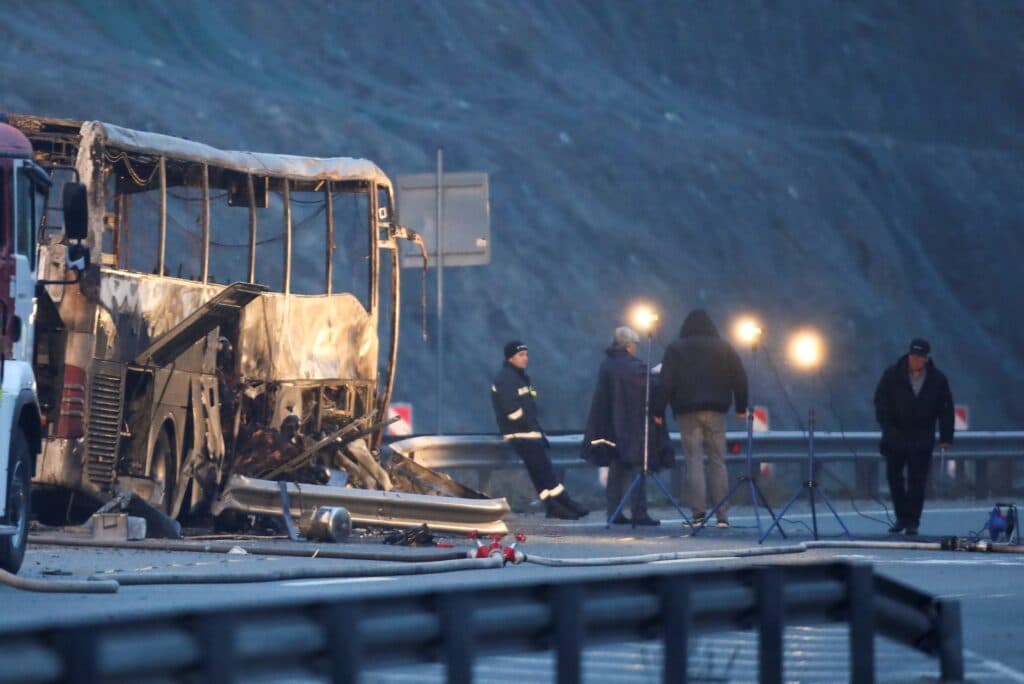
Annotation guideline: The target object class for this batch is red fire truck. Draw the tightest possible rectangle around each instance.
[0,116,88,572]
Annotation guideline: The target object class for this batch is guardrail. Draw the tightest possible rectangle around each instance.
[390,431,1024,500]
[0,561,962,683]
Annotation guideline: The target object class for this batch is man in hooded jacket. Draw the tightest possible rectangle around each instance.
[582,326,673,526]
[492,340,589,520]
[657,309,747,528]
[873,338,954,536]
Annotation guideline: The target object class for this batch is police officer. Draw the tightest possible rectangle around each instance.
[492,340,588,519]
[874,338,954,536]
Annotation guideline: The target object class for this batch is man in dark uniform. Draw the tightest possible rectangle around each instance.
[874,338,954,536]
[492,340,588,520]
[582,326,672,526]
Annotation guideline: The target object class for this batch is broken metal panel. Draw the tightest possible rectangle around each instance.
[237,293,378,382]
[212,475,510,535]
[98,271,223,367]
[132,282,265,367]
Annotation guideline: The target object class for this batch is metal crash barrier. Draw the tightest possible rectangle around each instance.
[0,561,961,683]
[391,431,1024,499]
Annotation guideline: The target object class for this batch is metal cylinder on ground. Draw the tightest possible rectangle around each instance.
[300,506,352,542]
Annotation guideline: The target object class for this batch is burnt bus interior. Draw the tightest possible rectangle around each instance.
[13,116,439,524]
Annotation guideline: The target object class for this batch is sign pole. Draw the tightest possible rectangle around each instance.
[435,148,445,435]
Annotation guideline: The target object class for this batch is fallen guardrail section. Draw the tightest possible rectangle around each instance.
[0,561,962,683]
[211,475,512,535]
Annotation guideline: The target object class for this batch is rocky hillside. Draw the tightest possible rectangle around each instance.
[3,0,1022,432]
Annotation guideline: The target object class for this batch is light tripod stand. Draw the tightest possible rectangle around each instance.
[758,408,851,542]
[607,311,691,528]
[692,343,784,538]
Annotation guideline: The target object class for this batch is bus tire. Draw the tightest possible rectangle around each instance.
[0,429,31,574]
[150,426,176,516]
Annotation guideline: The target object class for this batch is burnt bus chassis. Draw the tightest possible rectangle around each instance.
[12,115,509,535]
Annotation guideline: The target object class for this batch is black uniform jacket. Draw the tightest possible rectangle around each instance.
[874,355,954,454]
[491,362,544,439]
[582,345,674,470]
[657,309,748,416]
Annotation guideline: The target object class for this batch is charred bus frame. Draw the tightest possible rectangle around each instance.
[13,116,423,521]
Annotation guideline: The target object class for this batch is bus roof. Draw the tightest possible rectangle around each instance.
[86,121,393,190]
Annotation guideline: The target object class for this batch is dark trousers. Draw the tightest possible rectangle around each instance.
[607,460,648,518]
[509,439,559,494]
[885,445,932,526]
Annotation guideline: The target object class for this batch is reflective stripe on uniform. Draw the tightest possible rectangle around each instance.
[507,408,524,421]
[503,431,543,440]
[590,438,616,447]
[538,483,565,500]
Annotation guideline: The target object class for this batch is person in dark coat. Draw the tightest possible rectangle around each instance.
[582,327,672,526]
[657,309,747,528]
[874,338,954,536]
[491,340,588,520]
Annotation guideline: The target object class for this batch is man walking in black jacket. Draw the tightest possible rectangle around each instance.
[874,338,954,536]
[658,310,747,528]
[492,340,588,519]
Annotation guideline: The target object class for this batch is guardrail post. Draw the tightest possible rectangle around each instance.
[855,461,879,499]
[478,467,493,495]
[975,460,989,499]
[660,575,691,684]
[53,626,99,684]
[194,613,237,683]
[756,567,784,684]
[552,584,583,684]
[935,600,964,682]
[847,564,875,684]
[671,463,684,501]
[321,601,362,684]
[440,594,475,683]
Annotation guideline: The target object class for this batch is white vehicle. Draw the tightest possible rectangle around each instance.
[0,116,88,572]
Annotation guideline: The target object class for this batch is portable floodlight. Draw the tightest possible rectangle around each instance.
[788,329,824,371]
[760,326,851,543]
[630,304,659,335]
[733,316,764,349]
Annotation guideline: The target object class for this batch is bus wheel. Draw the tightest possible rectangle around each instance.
[0,429,31,574]
[149,427,176,516]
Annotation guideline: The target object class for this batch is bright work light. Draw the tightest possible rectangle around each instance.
[788,329,825,370]
[733,316,763,348]
[629,303,659,333]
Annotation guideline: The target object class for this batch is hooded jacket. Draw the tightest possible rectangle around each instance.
[491,361,544,439]
[581,345,674,469]
[657,309,748,416]
[874,355,954,452]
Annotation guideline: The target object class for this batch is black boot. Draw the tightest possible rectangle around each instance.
[546,497,580,520]
[555,492,588,519]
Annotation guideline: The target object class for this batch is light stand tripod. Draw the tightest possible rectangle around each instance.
[758,409,851,542]
[693,345,784,538]
[607,327,691,528]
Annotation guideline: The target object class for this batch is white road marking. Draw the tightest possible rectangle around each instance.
[965,648,1024,682]
[281,577,398,587]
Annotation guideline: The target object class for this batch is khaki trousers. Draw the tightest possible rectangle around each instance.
[678,411,729,519]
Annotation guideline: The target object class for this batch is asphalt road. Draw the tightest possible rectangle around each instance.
[2,500,1022,682]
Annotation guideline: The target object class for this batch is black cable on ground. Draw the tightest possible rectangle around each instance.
[818,369,895,527]
[760,345,894,529]
[29,534,467,562]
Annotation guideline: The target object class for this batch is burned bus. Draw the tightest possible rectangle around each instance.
[11,115,507,533]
